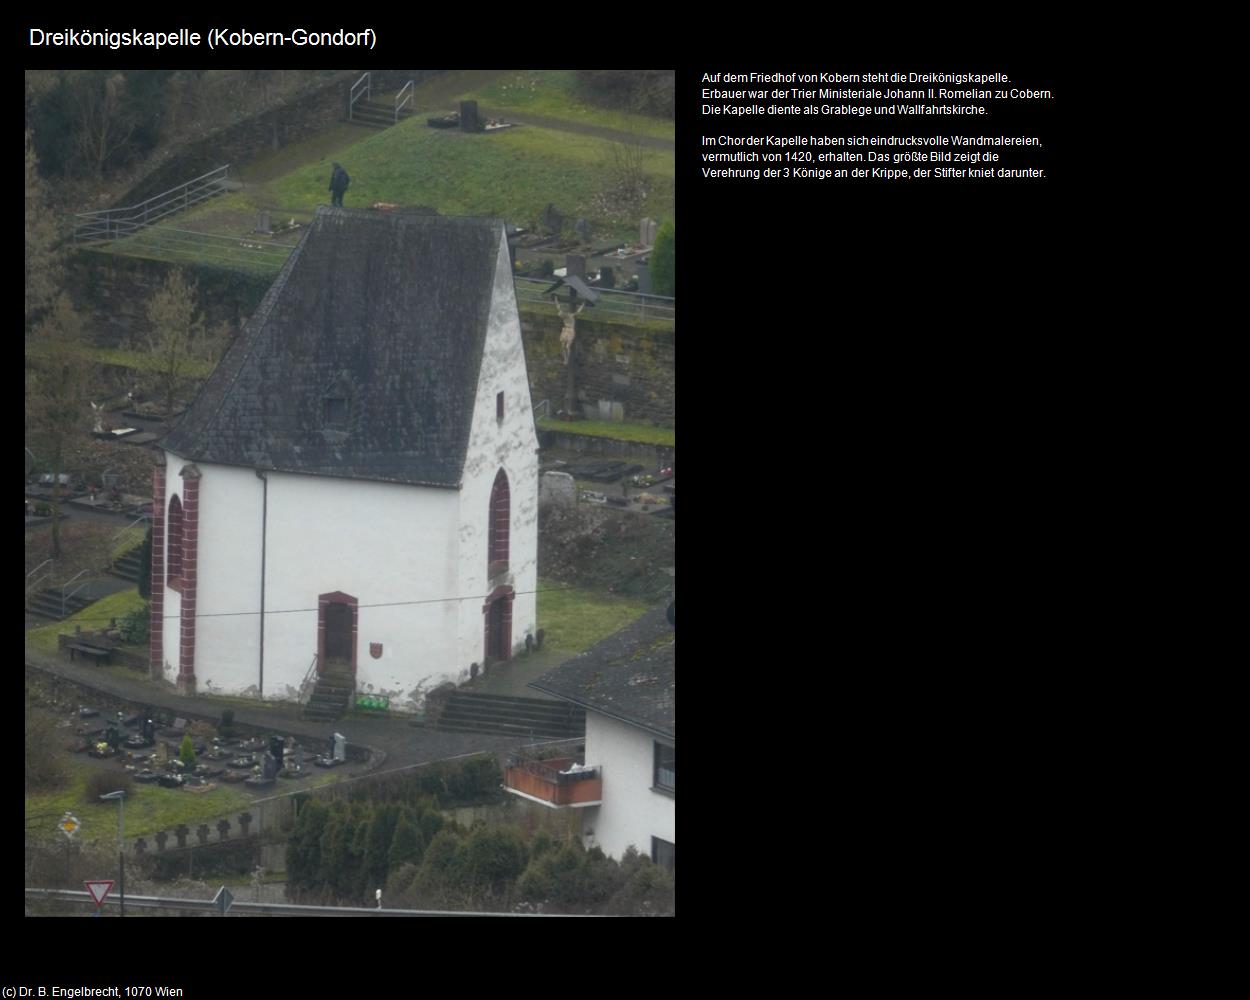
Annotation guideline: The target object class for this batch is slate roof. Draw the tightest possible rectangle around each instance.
[530,605,675,740]
[162,208,508,487]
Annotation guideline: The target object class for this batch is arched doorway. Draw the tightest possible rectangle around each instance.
[483,585,514,662]
[317,591,358,675]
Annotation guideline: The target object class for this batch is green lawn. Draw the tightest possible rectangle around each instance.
[176,120,673,244]
[27,588,145,655]
[537,418,674,447]
[26,341,218,378]
[537,579,650,653]
[458,70,675,141]
[26,756,254,844]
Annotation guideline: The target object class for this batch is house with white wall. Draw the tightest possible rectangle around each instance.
[150,207,538,712]
[506,604,675,871]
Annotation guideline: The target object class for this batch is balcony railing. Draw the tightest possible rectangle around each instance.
[504,751,602,808]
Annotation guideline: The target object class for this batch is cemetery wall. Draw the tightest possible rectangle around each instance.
[520,312,675,428]
[65,252,271,346]
[114,70,442,208]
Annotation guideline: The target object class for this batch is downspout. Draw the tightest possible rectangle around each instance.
[255,469,268,698]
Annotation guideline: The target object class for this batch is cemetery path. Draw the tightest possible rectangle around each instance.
[25,650,525,769]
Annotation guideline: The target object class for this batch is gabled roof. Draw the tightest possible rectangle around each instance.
[530,605,675,740]
[162,208,508,487]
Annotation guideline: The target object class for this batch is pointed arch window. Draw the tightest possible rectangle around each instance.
[167,494,184,588]
[488,469,510,578]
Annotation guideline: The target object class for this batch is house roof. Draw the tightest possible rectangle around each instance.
[162,207,507,487]
[529,605,675,740]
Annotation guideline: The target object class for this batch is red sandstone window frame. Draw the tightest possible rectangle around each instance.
[487,468,510,578]
[166,494,184,590]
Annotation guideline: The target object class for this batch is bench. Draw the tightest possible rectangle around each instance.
[66,643,112,665]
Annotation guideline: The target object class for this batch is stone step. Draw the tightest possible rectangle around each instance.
[445,691,577,710]
[439,703,582,728]
[434,718,583,740]
[26,590,93,621]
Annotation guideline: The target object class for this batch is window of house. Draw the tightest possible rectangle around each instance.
[653,742,675,794]
[496,391,505,422]
[324,397,349,427]
[651,837,675,873]
[488,469,510,577]
[167,494,183,588]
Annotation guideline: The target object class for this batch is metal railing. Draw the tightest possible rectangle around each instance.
[298,654,319,704]
[349,72,371,120]
[533,399,551,419]
[73,165,232,243]
[26,559,54,597]
[505,748,600,786]
[514,277,675,324]
[60,569,90,618]
[93,224,298,272]
[395,80,414,122]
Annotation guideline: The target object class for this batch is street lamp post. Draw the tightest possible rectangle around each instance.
[99,791,126,917]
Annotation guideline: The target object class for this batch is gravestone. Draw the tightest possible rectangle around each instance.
[238,812,253,836]
[333,733,347,763]
[255,210,272,235]
[574,217,591,243]
[217,819,231,840]
[566,254,587,280]
[459,100,481,132]
[196,824,210,846]
[598,265,615,288]
[154,830,168,852]
[134,838,146,856]
[640,218,658,245]
[260,753,279,780]
[539,471,576,508]
[174,825,189,849]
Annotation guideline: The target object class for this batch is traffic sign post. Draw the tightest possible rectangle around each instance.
[59,813,80,839]
[85,880,114,916]
[213,885,234,916]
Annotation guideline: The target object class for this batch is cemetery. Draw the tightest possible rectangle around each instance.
[27,71,675,913]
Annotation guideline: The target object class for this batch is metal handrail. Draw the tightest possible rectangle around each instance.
[73,166,231,243]
[60,568,90,618]
[349,72,371,120]
[514,277,675,323]
[395,80,414,123]
[298,654,319,704]
[533,399,550,419]
[506,750,599,785]
[26,559,54,596]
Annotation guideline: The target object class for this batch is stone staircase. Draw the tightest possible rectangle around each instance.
[433,692,585,741]
[109,546,145,584]
[302,668,355,722]
[349,93,416,130]
[26,587,94,622]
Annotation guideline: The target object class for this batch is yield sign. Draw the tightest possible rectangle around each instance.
[85,881,114,906]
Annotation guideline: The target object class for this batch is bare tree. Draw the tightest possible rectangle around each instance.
[138,270,223,418]
[26,295,90,559]
[74,72,136,177]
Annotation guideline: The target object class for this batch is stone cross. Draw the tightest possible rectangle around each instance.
[238,812,253,836]
[196,824,210,846]
[174,825,189,848]
[217,818,231,840]
[154,830,168,852]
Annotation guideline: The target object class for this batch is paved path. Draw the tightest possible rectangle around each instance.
[25,650,526,770]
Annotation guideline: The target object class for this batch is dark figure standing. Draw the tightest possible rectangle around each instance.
[329,162,350,207]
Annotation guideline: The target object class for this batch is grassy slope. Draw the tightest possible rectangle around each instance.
[27,589,145,655]
[537,578,650,652]
[457,70,675,141]
[26,755,255,844]
[537,418,675,447]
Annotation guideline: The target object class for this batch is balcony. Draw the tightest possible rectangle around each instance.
[504,749,602,809]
